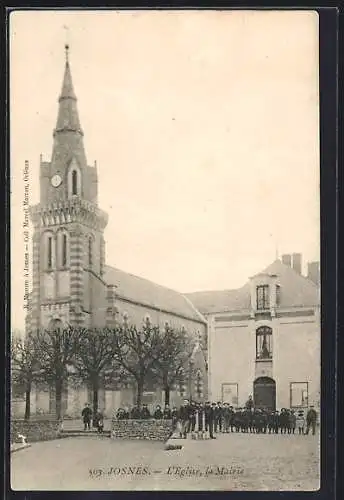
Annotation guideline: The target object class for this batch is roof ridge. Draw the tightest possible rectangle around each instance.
[265,260,319,288]
[182,294,208,323]
[104,264,185,295]
[104,264,207,323]
[185,284,247,296]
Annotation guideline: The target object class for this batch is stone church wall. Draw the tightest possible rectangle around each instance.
[114,297,206,337]
[111,419,173,441]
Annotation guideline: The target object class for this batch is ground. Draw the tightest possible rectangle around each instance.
[11,431,320,491]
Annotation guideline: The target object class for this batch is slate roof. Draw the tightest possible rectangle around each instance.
[185,259,320,315]
[104,265,206,324]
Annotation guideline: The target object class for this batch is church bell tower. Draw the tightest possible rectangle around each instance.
[29,45,108,330]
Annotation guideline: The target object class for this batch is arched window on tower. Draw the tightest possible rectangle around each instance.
[256,326,273,360]
[62,233,67,267]
[47,236,53,269]
[72,170,78,196]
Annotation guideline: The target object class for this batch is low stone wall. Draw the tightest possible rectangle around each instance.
[10,419,62,444]
[111,419,173,441]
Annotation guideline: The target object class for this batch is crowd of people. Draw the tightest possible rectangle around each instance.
[81,396,318,438]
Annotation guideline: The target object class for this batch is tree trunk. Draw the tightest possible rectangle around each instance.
[55,378,63,420]
[24,380,31,421]
[136,378,144,407]
[164,385,170,406]
[92,376,99,420]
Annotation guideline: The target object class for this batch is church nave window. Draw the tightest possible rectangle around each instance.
[276,284,281,307]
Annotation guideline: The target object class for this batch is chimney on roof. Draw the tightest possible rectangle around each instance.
[282,254,292,267]
[292,253,302,274]
[307,261,320,286]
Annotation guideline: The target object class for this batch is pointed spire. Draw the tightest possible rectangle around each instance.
[59,44,77,102]
[51,44,87,169]
[54,45,81,133]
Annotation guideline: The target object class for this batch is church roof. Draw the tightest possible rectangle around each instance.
[104,265,207,324]
[185,259,320,315]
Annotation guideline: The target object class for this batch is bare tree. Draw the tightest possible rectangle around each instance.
[110,318,164,406]
[151,324,195,405]
[72,328,115,417]
[35,325,82,420]
[10,333,42,420]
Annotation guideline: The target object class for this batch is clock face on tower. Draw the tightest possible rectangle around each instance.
[51,174,62,188]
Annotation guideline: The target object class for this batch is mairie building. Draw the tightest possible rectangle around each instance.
[186,254,320,412]
[23,47,320,418]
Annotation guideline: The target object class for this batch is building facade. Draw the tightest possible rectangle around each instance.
[187,254,320,411]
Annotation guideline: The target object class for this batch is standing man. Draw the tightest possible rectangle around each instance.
[204,401,216,439]
[188,402,197,433]
[179,399,191,439]
[245,395,254,411]
[273,410,280,434]
[214,402,223,433]
[223,403,230,433]
[290,410,296,434]
[267,410,274,434]
[296,410,305,434]
[261,409,268,434]
[81,403,92,431]
[197,403,204,432]
[130,405,141,419]
[153,405,163,419]
[171,406,179,428]
[280,408,288,434]
[140,404,151,419]
[95,410,104,433]
[229,406,235,432]
[163,404,172,420]
[305,406,317,435]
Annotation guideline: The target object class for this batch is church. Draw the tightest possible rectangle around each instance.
[24,46,320,418]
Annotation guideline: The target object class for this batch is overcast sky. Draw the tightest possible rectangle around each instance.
[10,10,320,332]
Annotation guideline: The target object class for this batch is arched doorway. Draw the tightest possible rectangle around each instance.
[253,377,276,411]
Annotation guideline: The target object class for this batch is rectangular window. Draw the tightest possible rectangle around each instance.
[256,285,270,310]
[221,383,239,407]
[290,382,309,408]
[47,237,52,269]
